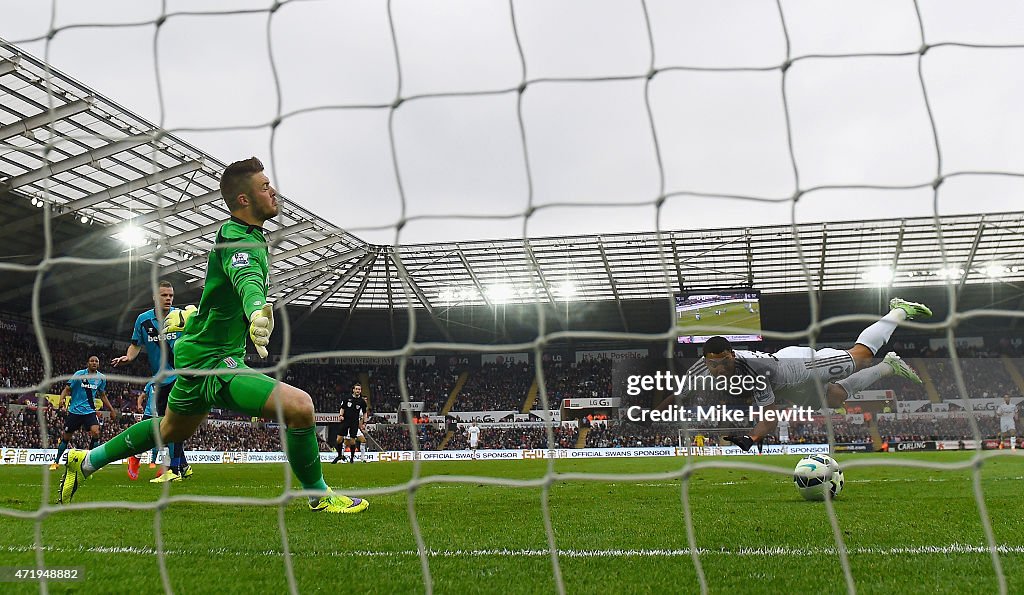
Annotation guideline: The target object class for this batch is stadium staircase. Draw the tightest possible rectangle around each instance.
[1000,356,1024,395]
[575,427,589,448]
[521,379,539,413]
[868,417,883,451]
[438,430,455,450]
[440,371,470,415]
[364,431,384,453]
[912,358,943,403]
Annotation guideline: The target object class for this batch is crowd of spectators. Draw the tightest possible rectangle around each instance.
[585,423,676,448]
[0,327,136,410]
[187,422,284,452]
[456,362,533,411]
[368,424,445,451]
[877,415,1004,442]
[542,359,613,404]
[584,411,1019,448]
[0,405,63,449]
[364,362,457,413]
[447,425,577,450]
[2,405,1016,453]
[915,347,1017,401]
[0,405,134,449]
[731,415,1009,444]
[450,359,617,412]
[4,323,1024,453]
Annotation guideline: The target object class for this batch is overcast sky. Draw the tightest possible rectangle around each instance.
[3,0,1024,245]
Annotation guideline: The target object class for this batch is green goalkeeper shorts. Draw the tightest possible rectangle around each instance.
[167,355,277,417]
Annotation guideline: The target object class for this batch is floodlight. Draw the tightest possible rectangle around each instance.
[861,266,893,285]
[115,225,148,248]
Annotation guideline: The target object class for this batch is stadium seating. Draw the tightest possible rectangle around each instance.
[1,324,1021,451]
[446,426,577,450]
[456,362,533,411]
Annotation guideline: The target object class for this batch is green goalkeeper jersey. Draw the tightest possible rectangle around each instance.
[174,216,270,369]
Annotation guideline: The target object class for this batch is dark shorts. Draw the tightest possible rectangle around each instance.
[153,379,176,416]
[64,412,99,434]
[326,423,343,443]
[341,422,360,440]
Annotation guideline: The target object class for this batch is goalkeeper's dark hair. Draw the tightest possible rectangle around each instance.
[220,157,264,211]
[702,336,733,355]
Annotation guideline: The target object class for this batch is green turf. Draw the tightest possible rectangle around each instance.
[1,452,1022,593]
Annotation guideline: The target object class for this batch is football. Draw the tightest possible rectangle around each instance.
[815,454,845,498]
[793,454,844,501]
[163,304,198,333]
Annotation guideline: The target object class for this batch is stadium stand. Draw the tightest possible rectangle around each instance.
[542,359,613,405]
[364,362,457,413]
[457,362,533,411]
[446,426,577,450]
[2,322,1022,451]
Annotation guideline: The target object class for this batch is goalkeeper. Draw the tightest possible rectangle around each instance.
[59,157,368,513]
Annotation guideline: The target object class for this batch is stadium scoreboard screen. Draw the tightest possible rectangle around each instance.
[675,289,763,344]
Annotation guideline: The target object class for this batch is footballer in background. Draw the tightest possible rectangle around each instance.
[52,356,117,470]
[996,395,1018,449]
[466,422,481,459]
[111,280,193,481]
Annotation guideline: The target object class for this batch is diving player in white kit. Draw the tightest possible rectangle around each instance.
[668,298,931,451]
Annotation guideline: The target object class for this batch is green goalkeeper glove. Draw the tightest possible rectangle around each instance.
[248,303,275,358]
[162,305,197,333]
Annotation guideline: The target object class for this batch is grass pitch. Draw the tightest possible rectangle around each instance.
[677,306,762,337]
[1,452,1022,594]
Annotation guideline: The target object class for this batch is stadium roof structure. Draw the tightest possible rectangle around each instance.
[3,39,1024,340]
[0,40,367,296]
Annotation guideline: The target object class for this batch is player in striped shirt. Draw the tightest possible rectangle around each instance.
[52,356,117,470]
[111,280,191,481]
[676,298,931,451]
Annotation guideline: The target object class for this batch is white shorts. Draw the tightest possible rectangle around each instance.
[1001,419,1016,433]
[775,346,855,386]
[469,439,479,448]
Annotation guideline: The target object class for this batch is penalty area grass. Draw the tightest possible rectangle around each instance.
[0,452,1021,593]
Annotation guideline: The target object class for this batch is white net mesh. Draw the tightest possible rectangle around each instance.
[2,1,1024,594]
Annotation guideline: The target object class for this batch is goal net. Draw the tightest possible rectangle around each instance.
[1,2,1023,593]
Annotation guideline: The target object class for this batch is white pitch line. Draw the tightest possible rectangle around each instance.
[4,544,1024,558]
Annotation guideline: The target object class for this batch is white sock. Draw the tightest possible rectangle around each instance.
[81,453,96,477]
[854,309,906,354]
[835,361,890,397]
